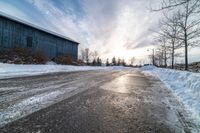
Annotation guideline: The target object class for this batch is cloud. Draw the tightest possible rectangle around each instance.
[0,1,28,20]
[2,0,162,62]
[81,0,161,60]
[1,0,200,63]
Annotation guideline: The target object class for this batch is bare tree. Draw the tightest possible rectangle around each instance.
[159,13,183,68]
[91,51,98,60]
[152,0,200,70]
[80,49,86,62]
[151,0,200,12]
[155,37,169,67]
[85,48,90,64]
[175,2,200,70]
[130,57,136,66]
[80,48,91,64]
[147,49,155,65]
[154,49,163,66]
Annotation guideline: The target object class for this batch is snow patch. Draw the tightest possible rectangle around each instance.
[141,65,200,126]
[0,90,62,127]
[0,63,130,79]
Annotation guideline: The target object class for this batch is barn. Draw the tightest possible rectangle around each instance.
[0,12,79,61]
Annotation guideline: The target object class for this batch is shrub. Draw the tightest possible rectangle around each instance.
[32,51,48,64]
[77,59,85,66]
[0,49,9,59]
[13,47,30,57]
[55,54,73,65]
[0,47,48,64]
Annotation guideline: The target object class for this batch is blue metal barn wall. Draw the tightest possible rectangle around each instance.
[0,16,78,60]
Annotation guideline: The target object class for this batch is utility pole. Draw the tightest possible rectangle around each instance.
[152,49,155,66]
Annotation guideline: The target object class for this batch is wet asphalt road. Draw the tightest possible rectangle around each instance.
[0,69,195,133]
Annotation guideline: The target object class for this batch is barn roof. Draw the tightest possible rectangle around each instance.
[0,11,79,44]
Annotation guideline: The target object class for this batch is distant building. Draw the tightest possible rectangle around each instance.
[0,12,79,61]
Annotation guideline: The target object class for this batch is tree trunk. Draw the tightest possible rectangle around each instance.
[171,41,175,69]
[152,49,155,66]
[164,50,167,68]
[184,2,189,71]
[185,38,188,70]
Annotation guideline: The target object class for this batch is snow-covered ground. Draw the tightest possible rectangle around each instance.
[141,65,200,126]
[0,63,129,79]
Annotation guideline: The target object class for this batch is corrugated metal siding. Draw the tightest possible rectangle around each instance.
[0,18,3,47]
[0,16,78,60]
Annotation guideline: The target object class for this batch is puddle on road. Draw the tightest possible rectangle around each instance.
[101,74,132,94]
[100,73,149,94]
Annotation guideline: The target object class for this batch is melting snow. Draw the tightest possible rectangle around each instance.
[0,63,130,79]
[141,65,200,126]
[0,90,62,127]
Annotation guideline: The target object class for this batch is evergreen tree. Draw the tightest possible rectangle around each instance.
[96,57,102,66]
[106,58,110,66]
[96,57,99,66]
[122,59,126,66]
[117,58,121,66]
[92,58,96,66]
[99,58,102,66]
[112,57,116,66]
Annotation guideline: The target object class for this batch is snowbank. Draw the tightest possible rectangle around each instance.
[141,65,200,125]
[0,63,130,79]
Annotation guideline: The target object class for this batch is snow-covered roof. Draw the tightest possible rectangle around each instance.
[0,11,79,44]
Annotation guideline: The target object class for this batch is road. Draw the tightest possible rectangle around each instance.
[0,69,196,133]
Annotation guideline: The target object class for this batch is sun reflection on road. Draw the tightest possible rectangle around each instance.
[101,75,130,93]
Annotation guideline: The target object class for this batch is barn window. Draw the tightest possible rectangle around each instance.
[27,36,33,47]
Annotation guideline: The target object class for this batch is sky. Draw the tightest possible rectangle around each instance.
[0,0,199,64]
